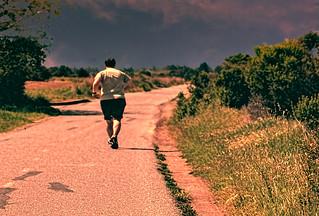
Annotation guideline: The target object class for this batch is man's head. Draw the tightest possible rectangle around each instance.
[105,58,116,68]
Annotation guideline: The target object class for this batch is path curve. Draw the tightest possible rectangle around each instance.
[0,85,186,216]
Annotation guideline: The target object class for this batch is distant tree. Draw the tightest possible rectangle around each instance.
[198,62,211,72]
[122,67,135,76]
[300,32,319,51]
[75,68,89,77]
[214,65,222,74]
[166,65,178,70]
[54,65,73,77]
[28,65,52,81]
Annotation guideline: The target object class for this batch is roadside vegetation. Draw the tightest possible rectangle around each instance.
[154,145,197,216]
[173,32,319,215]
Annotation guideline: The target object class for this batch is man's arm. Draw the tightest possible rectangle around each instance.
[123,73,131,89]
[92,73,101,96]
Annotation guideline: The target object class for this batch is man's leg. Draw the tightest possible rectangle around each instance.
[112,119,122,138]
[106,120,113,139]
[110,99,125,149]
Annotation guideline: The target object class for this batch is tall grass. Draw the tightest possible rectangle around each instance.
[172,104,319,215]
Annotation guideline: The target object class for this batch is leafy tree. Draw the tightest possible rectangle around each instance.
[247,38,319,114]
[0,0,56,33]
[0,36,46,105]
[300,32,319,51]
[216,53,251,108]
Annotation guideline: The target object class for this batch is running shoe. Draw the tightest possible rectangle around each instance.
[110,137,119,149]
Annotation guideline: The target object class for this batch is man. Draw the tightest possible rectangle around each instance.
[92,58,131,149]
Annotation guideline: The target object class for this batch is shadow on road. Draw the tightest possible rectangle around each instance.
[48,182,74,193]
[13,171,42,181]
[119,147,179,153]
[60,110,102,116]
[0,188,16,209]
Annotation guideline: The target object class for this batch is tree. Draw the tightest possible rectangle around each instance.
[198,62,211,72]
[55,65,73,77]
[247,37,319,114]
[0,0,56,33]
[216,53,251,108]
[0,36,46,105]
[75,68,90,77]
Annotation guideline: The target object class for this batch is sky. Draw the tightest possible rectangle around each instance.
[44,0,319,69]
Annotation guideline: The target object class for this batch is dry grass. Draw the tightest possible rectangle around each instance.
[173,104,319,215]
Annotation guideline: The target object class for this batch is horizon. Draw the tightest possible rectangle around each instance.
[44,0,319,68]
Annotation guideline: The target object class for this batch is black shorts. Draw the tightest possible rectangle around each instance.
[100,98,126,120]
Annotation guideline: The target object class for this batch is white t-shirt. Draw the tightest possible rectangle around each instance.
[94,67,131,100]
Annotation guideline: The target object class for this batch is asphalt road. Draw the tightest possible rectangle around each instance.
[0,85,186,216]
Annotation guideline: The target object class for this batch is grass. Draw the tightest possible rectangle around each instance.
[154,145,197,216]
[172,104,319,215]
[0,95,60,133]
[26,79,92,102]
[0,109,47,132]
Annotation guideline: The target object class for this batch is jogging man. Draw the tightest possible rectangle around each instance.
[92,58,131,149]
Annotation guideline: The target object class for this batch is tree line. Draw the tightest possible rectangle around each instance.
[176,32,319,134]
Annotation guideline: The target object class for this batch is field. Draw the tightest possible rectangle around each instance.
[25,74,184,102]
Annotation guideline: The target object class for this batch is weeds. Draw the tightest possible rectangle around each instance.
[154,145,197,216]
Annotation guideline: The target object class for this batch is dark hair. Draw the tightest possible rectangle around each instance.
[105,58,116,67]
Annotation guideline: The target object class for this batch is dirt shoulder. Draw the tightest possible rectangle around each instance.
[154,100,226,216]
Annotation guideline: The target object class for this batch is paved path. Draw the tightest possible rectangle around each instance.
[0,85,186,216]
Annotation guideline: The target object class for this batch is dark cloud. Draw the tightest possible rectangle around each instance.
[45,0,319,68]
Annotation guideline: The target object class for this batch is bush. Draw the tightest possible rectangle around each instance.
[175,92,198,120]
[0,36,46,105]
[216,68,250,108]
[215,53,251,108]
[139,82,152,91]
[247,38,319,115]
[122,67,135,76]
[294,94,319,132]
[140,70,152,76]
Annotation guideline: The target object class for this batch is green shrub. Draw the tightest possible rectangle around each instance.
[122,67,135,76]
[152,80,167,88]
[247,38,319,115]
[294,94,319,132]
[175,92,199,121]
[140,70,152,76]
[216,67,250,108]
[215,53,251,108]
[139,82,152,91]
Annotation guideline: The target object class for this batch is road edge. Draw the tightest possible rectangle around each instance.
[153,99,226,216]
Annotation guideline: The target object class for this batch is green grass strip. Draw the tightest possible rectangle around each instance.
[154,145,197,216]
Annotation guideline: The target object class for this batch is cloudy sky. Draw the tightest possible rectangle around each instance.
[44,0,319,69]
